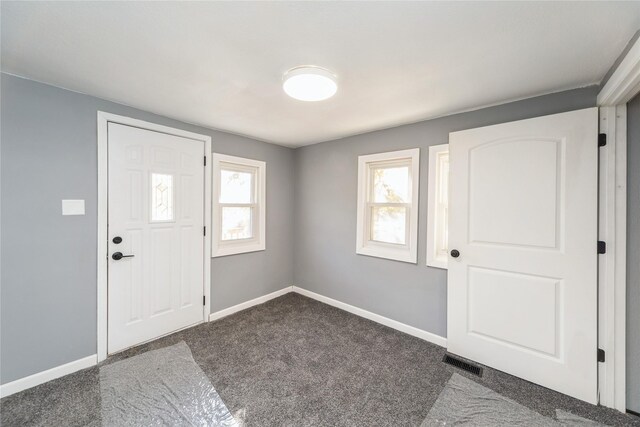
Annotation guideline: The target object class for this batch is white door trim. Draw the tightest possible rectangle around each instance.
[97,112,212,363]
[598,105,627,412]
[596,34,640,411]
[597,35,640,106]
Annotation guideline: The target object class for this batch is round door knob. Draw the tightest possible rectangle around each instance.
[450,249,460,258]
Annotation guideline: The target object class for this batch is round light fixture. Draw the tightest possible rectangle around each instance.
[283,66,337,101]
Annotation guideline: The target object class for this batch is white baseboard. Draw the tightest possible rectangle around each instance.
[209,286,293,321]
[0,354,97,399]
[292,286,447,348]
[2,285,443,398]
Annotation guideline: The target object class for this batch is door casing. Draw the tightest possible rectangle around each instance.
[97,111,212,362]
[594,32,640,411]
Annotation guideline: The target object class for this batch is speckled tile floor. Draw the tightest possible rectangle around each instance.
[1,293,639,426]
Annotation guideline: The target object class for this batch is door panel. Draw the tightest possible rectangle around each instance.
[108,123,204,354]
[468,266,561,357]
[448,108,598,404]
[469,138,561,249]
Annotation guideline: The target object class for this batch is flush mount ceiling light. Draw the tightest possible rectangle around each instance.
[283,66,337,102]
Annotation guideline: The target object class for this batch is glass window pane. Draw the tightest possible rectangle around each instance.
[151,173,174,221]
[220,168,253,203]
[372,166,409,203]
[436,153,449,256]
[371,206,406,244]
[221,207,253,240]
[436,205,449,256]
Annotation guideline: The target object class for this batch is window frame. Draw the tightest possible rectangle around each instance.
[212,153,266,257]
[356,148,420,263]
[426,144,449,269]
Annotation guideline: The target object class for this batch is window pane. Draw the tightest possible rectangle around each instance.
[151,173,174,221]
[436,152,449,256]
[371,206,406,244]
[221,207,253,240]
[220,169,253,203]
[372,166,409,203]
[436,205,449,256]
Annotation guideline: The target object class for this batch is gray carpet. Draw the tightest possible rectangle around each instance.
[1,292,639,426]
[556,409,607,426]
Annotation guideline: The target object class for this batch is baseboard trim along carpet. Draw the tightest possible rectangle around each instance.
[292,286,447,348]
[2,285,446,399]
[0,354,97,398]
[209,286,294,321]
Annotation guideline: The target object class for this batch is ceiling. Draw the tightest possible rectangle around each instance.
[2,2,639,147]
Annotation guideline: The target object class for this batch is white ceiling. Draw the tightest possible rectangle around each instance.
[2,2,639,147]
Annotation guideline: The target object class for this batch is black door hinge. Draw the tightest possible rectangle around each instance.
[598,241,606,254]
[203,295,206,306]
[204,156,207,166]
[598,348,605,363]
[203,226,206,236]
[598,133,607,147]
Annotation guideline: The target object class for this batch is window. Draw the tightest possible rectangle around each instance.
[426,144,449,269]
[151,173,174,222]
[212,154,266,257]
[356,148,420,263]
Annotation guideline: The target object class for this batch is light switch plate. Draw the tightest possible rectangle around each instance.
[62,199,85,215]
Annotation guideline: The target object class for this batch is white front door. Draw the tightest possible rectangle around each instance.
[108,123,205,354]
[447,108,599,403]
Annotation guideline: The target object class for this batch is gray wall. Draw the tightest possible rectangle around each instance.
[0,73,295,384]
[627,93,640,413]
[293,87,599,338]
[3,73,620,395]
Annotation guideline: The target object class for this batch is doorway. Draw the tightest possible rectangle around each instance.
[97,113,212,360]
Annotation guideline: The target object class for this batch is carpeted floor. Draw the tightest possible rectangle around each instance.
[1,293,639,426]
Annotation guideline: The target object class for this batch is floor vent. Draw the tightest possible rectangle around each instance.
[442,353,483,377]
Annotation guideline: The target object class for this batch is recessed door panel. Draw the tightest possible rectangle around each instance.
[125,229,143,325]
[468,266,561,357]
[150,227,174,317]
[180,225,195,308]
[127,171,143,222]
[469,138,562,249]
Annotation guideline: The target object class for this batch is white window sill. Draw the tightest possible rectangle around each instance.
[212,242,265,258]
[426,256,448,269]
[356,243,416,264]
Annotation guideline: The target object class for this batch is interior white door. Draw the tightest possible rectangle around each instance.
[108,123,205,354]
[447,108,599,403]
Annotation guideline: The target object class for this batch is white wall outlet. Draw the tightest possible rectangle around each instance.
[62,199,85,215]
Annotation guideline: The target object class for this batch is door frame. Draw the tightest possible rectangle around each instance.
[96,111,212,362]
[596,33,640,411]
